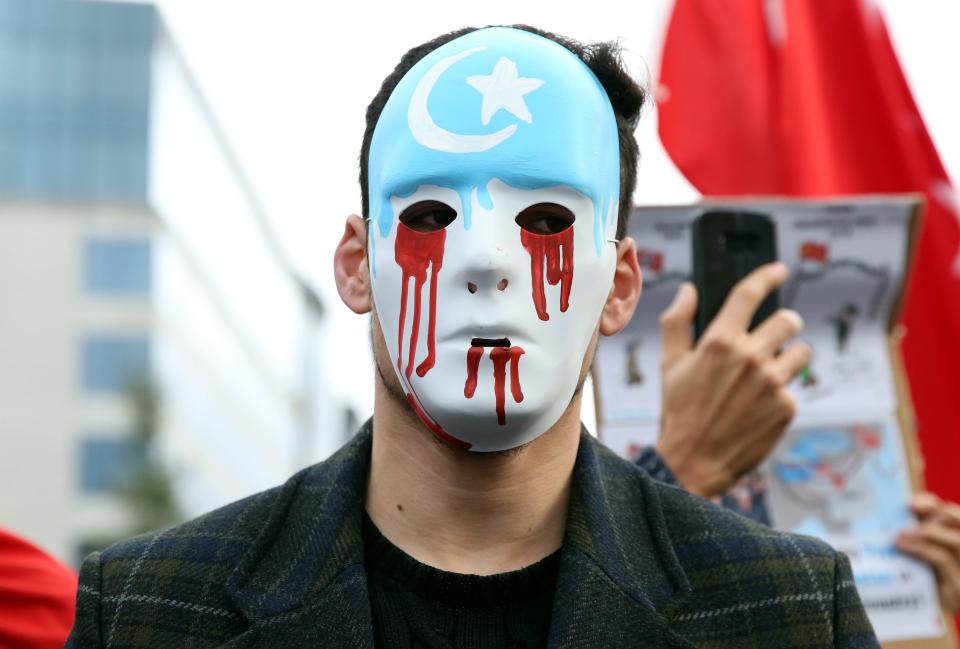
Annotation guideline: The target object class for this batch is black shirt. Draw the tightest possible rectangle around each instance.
[363,511,560,649]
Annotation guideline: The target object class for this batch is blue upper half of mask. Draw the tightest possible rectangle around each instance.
[367,27,621,257]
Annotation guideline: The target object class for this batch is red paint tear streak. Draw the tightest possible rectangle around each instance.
[396,276,409,372]
[394,224,465,449]
[405,393,472,450]
[394,223,445,379]
[417,259,441,378]
[487,346,525,426]
[406,272,424,381]
[520,228,573,321]
[464,346,484,398]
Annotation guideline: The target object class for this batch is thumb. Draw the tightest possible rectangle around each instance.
[660,282,697,367]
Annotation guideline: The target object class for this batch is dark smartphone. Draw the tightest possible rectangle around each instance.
[691,209,779,340]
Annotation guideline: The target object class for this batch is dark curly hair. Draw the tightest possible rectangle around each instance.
[358,25,645,240]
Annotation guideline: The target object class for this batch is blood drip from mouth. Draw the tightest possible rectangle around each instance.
[464,346,484,398]
[395,223,445,380]
[520,228,573,321]
[465,345,525,425]
[509,348,524,404]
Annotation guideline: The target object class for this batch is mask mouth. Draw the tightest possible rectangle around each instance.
[471,337,511,347]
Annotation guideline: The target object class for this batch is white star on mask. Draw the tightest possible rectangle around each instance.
[466,57,544,126]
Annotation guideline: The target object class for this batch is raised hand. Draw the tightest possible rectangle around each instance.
[655,262,811,498]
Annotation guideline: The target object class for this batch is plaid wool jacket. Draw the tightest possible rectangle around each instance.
[66,422,880,648]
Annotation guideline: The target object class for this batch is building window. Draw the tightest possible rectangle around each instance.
[81,335,150,393]
[79,437,140,493]
[84,237,152,296]
[0,0,154,201]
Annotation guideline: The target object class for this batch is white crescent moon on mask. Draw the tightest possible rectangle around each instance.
[408,46,516,154]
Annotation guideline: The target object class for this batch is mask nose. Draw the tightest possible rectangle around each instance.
[460,241,514,296]
[467,277,509,294]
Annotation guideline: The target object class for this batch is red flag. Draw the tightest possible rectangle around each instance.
[658,1,960,508]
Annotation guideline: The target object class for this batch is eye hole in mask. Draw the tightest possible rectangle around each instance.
[515,203,576,236]
[399,200,458,232]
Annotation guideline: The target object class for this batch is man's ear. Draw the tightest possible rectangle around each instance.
[334,214,372,314]
[599,236,642,336]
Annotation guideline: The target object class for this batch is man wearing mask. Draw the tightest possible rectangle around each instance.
[67,26,879,648]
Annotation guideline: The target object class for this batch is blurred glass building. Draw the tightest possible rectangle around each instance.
[0,0,346,566]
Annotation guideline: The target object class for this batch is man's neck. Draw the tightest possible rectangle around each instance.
[365,375,582,576]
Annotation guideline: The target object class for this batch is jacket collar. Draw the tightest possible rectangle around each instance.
[222,422,694,648]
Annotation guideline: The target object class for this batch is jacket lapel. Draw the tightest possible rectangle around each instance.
[220,423,376,648]
[547,431,698,649]
[219,565,374,648]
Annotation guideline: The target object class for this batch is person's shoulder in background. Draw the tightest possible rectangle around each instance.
[0,527,78,648]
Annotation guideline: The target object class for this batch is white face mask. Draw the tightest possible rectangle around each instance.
[367,27,621,452]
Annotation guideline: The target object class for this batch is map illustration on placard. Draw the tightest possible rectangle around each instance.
[765,416,943,641]
[766,421,910,537]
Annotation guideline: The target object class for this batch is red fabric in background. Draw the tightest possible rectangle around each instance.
[0,529,77,648]
[658,0,960,506]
